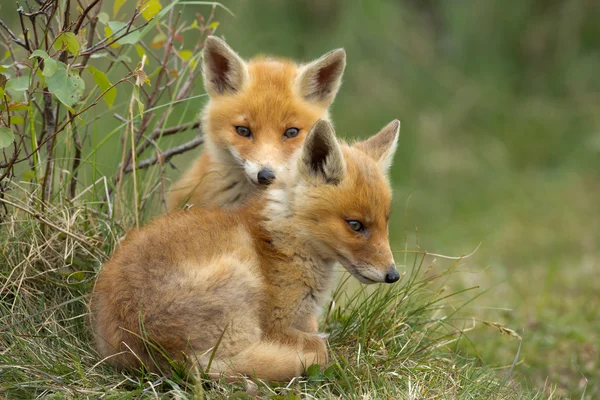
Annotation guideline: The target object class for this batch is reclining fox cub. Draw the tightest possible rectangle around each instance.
[167,37,346,211]
[91,119,401,381]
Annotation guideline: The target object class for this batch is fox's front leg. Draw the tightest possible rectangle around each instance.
[266,326,328,366]
[262,314,328,364]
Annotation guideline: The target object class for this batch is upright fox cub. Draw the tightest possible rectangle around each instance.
[167,37,346,211]
[92,119,401,381]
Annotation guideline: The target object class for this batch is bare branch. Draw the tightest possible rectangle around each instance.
[124,136,204,173]
[17,6,33,52]
[0,18,30,51]
[136,121,201,155]
[73,0,102,34]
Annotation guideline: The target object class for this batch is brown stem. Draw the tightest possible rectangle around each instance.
[136,121,201,155]
[73,0,101,34]
[0,18,30,51]
[69,116,82,198]
[124,135,204,173]
[17,6,33,52]
[62,0,71,31]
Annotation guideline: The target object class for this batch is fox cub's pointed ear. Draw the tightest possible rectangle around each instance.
[300,119,346,184]
[202,36,249,96]
[355,120,400,173]
[296,49,346,106]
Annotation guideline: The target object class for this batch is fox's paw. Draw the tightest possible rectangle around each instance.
[302,350,328,369]
[303,335,329,365]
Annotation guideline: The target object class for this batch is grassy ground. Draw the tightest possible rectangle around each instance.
[0,183,540,398]
[1,0,599,398]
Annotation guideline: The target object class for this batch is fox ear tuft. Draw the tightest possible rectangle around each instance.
[300,119,345,184]
[296,49,346,106]
[202,36,248,96]
[355,120,400,173]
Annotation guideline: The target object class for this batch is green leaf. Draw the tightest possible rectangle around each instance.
[30,49,50,59]
[0,126,15,149]
[306,363,321,378]
[87,66,116,108]
[54,32,80,56]
[29,50,57,77]
[6,76,29,92]
[132,85,144,115]
[107,21,141,45]
[98,12,110,24]
[8,102,29,111]
[138,0,162,21]
[23,169,36,181]
[323,364,337,379]
[150,32,166,48]
[5,75,29,101]
[209,21,220,30]
[46,62,85,108]
[42,58,58,77]
[9,116,24,124]
[179,50,193,61]
[70,271,86,282]
[135,44,145,59]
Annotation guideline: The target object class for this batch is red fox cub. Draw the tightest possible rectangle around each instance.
[166,37,346,211]
[92,119,401,381]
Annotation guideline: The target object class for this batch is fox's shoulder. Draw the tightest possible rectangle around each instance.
[113,206,254,264]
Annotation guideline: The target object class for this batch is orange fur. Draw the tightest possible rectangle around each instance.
[167,37,346,211]
[91,119,401,381]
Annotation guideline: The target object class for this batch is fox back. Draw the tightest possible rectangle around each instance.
[167,37,346,211]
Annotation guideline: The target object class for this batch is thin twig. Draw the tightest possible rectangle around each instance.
[73,0,102,34]
[124,136,204,173]
[69,117,83,198]
[0,18,30,51]
[136,121,201,155]
[17,6,33,52]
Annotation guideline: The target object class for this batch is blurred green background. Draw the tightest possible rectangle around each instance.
[3,0,599,396]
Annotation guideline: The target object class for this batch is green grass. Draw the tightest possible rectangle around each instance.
[0,186,541,398]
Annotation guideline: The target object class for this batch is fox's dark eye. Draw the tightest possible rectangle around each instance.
[346,220,364,232]
[235,126,252,138]
[283,127,300,139]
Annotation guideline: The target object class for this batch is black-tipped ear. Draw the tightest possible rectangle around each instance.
[299,119,345,184]
[296,49,346,105]
[355,120,400,173]
[202,36,248,96]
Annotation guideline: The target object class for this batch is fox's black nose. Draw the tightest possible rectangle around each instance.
[257,168,276,185]
[385,266,400,283]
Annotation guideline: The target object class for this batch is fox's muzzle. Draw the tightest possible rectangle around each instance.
[384,264,400,283]
[257,168,276,185]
